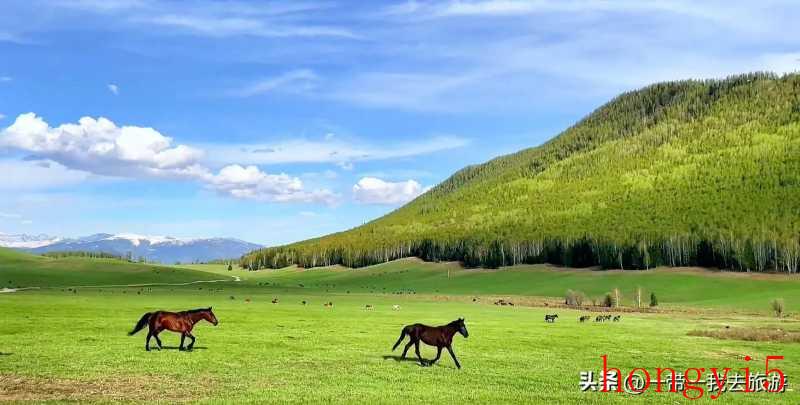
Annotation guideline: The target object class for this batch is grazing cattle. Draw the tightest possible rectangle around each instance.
[365,304,374,310]
[392,305,401,311]
[128,307,218,351]
[579,315,591,323]
[544,314,558,323]
[613,315,621,322]
[391,318,469,369]
[271,298,279,304]
[324,302,333,308]
[244,298,251,303]
[301,300,307,305]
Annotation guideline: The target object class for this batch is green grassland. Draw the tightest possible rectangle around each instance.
[0,248,222,289]
[183,259,800,312]
[2,250,799,403]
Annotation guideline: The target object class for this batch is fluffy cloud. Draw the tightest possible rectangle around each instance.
[207,164,338,204]
[108,83,119,95]
[1,113,336,204]
[2,113,204,178]
[352,177,425,205]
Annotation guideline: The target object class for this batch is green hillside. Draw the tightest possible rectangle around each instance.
[245,73,800,272]
[185,259,800,312]
[0,247,222,288]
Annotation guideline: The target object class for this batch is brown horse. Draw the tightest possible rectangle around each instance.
[391,318,468,369]
[128,307,218,351]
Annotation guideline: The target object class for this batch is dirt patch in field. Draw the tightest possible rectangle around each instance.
[0,373,215,402]
[688,327,800,343]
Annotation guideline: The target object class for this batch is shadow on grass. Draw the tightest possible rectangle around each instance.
[152,346,208,351]
[382,355,432,367]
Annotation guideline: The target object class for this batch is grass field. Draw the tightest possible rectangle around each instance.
[0,248,222,289]
[2,250,799,403]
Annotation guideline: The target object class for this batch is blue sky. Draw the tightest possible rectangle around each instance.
[1,0,799,246]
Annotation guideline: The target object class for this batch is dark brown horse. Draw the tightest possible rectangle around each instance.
[128,307,218,351]
[391,318,468,369]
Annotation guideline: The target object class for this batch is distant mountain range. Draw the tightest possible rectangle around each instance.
[0,232,261,264]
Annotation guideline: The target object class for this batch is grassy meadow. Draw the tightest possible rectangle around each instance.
[2,250,799,403]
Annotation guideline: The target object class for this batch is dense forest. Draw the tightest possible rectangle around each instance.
[243,73,800,273]
[41,251,125,260]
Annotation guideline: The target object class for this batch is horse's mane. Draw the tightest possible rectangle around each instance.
[446,319,463,327]
[180,307,211,314]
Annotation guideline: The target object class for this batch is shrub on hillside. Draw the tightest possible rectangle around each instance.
[565,289,586,306]
[771,299,785,318]
[603,293,614,307]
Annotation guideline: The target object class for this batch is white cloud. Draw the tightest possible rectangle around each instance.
[1,114,336,204]
[207,164,338,205]
[146,15,358,39]
[108,83,119,95]
[1,113,204,178]
[0,114,5,120]
[234,69,319,97]
[205,135,468,167]
[0,76,11,82]
[352,177,425,205]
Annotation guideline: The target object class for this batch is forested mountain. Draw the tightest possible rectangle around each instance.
[243,73,800,272]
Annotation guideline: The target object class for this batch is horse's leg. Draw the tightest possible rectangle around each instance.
[446,345,461,369]
[429,346,442,366]
[401,341,414,358]
[145,330,153,351]
[414,340,425,366]
[179,333,186,351]
[186,332,196,350]
[153,331,163,350]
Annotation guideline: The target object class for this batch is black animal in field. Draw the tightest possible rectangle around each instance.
[544,314,558,323]
[613,315,621,322]
[391,318,469,369]
[579,315,591,322]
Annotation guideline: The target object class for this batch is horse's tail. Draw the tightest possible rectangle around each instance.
[128,312,153,336]
[392,326,409,351]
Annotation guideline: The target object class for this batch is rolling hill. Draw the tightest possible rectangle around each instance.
[244,72,800,272]
[0,247,223,288]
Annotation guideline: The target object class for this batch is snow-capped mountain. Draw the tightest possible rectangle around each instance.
[0,232,62,248]
[4,232,262,264]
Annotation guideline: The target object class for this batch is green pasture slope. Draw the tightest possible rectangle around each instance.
[182,259,800,312]
[0,247,222,288]
[2,251,799,403]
